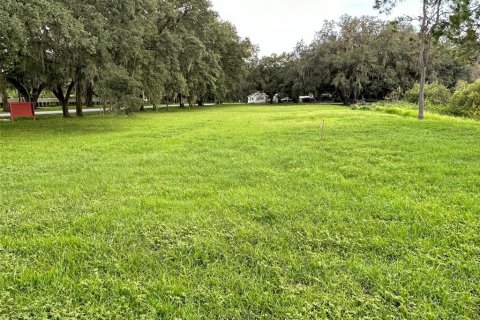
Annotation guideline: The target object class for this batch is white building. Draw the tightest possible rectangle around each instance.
[247,92,269,104]
[299,93,316,103]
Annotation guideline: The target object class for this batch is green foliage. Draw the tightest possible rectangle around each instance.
[259,15,470,104]
[369,102,452,119]
[384,87,403,102]
[403,84,417,104]
[401,80,480,120]
[441,0,480,56]
[404,83,452,106]
[257,53,294,102]
[98,65,142,114]
[1,106,479,318]
[449,80,480,119]
[2,1,474,113]
[240,16,450,104]
[1,0,252,114]
[375,0,480,57]
[425,83,452,106]
[455,79,469,91]
[0,0,25,70]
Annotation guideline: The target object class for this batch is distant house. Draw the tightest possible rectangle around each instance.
[248,92,269,104]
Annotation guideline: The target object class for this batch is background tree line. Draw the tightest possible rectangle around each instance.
[242,0,479,120]
[1,0,478,119]
[241,14,478,108]
[0,0,254,116]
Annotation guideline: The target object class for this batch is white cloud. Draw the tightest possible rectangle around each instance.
[210,0,421,56]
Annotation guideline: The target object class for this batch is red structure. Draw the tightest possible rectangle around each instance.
[10,102,35,122]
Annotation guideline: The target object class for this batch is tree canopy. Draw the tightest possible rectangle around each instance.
[0,0,254,116]
[1,1,477,116]
[240,15,474,106]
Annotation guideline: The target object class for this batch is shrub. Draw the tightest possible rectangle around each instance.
[427,83,452,106]
[403,83,451,106]
[448,80,480,119]
[455,80,469,92]
[404,84,420,104]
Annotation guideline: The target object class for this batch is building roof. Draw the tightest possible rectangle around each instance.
[248,92,267,98]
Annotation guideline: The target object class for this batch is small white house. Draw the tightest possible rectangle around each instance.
[247,92,269,104]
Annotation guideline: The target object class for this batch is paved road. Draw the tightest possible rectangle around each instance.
[0,107,108,119]
[0,104,216,119]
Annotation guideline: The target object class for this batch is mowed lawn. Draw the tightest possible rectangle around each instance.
[0,105,479,319]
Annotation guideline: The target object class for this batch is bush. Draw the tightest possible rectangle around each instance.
[455,80,469,92]
[404,84,420,104]
[448,80,480,119]
[403,83,452,106]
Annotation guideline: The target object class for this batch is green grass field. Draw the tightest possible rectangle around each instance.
[1,105,479,319]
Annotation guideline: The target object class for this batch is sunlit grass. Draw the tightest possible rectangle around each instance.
[1,105,479,318]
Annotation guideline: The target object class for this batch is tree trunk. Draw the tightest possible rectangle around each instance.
[339,91,349,105]
[61,99,70,118]
[140,93,146,111]
[5,76,45,109]
[65,81,75,117]
[418,0,428,121]
[75,65,84,117]
[53,92,70,118]
[5,76,30,102]
[179,94,185,108]
[86,81,94,108]
[52,81,75,118]
[76,81,83,117]
[0,74,9,112]
[30,84,44,109]
[418,46,427,121]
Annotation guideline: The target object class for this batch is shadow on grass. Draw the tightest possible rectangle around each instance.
[0,113,124,138]
[0,106,225,138]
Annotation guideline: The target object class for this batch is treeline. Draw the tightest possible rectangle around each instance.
[242,15,478,105]
[0,0,253,116]
[2,2,478,117]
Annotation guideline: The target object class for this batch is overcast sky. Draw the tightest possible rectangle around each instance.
[210,0,421,56]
